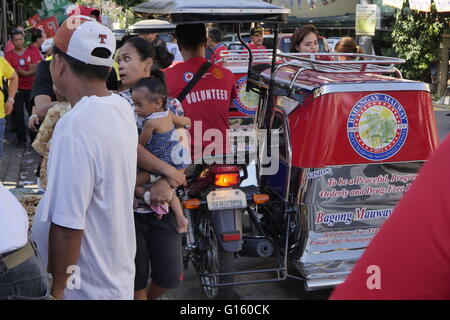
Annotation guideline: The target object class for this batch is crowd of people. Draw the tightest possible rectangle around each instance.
[0,13,237,300]
[1,11,447,301]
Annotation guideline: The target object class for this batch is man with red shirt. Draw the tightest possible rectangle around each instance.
[248,26,266,50]
[28,28,46,62]
[164,24,237,162]
[3,25,24,55]
[207,28,227,64]
[5,30,40,146]
[331,136,450,300]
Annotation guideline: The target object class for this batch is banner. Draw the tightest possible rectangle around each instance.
[356,4,377,36]
[35,16,59,38]
[409,0,431,11]
[26,14,41,27]
[383,0,403,9]
[435,0,450,12]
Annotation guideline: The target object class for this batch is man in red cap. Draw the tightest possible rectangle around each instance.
[31,16,138,300]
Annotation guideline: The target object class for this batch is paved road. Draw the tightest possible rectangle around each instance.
[163,257,333,300]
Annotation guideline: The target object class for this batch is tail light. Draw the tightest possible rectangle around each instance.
[212,165,241,188]
[215,173,240,187]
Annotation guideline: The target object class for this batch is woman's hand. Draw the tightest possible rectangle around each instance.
[166,166,186,188]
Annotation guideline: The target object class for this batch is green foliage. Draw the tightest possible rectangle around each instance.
[392,0,450,81]
[113,0,143,9]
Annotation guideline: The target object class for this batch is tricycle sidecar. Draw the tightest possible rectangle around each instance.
[252,53,439,290]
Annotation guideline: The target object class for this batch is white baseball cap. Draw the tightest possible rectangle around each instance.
[41,38,54,52]
[54,15,115,67]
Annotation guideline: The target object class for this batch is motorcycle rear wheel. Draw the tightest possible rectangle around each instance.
[200,225,235,300]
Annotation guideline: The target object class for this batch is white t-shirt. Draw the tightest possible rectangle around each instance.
[0,185,29,255]
[31,93,138,300]
[166,43,183,62]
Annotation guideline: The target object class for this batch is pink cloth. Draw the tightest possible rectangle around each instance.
[150,203,169,215]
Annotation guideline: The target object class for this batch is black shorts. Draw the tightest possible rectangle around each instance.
[134,212,183,291]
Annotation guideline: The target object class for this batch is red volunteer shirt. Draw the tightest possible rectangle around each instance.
[331,137,450,300]
[164,57,237,161]
[5,47,41,90]
[248,42,266,50]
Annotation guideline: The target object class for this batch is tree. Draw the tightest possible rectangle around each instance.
[113,0,143,9]
[392,1,450,81]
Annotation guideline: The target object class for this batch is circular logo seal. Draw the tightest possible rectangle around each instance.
[347,93,408,161]
[233,76,259,116]
[212,68,223,80]
[183,72,194,83]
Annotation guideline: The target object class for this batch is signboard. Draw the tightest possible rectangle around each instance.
[409,0,431,12]
[35,16,59,38]
[435,0,450,12]
[356,4,377,36]
[305,163,420,232]
[382,0,403,9]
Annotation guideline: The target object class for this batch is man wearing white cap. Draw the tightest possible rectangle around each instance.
[40,38,54,59]
[31,16,138,300]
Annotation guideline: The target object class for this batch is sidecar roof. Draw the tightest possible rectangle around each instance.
[132,0,290,24]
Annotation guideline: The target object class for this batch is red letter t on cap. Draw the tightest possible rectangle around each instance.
[99,34,107,44]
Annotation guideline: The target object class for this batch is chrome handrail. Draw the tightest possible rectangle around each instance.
[220,49,275,64]
[277,52,405,74]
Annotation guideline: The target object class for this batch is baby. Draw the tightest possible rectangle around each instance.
[132,71,191,233]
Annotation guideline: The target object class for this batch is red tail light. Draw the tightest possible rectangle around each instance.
[211,165,241,187]
[215,173,240,187]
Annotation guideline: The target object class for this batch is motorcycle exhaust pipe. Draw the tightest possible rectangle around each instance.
[240,237,274,258]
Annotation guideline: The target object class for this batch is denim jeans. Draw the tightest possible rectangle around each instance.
[0,242,52,300]
[0,117,5,159]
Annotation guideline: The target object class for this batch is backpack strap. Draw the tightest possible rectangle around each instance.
[177,61,212,103]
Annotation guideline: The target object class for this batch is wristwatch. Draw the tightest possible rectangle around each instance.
[7,97,14,103]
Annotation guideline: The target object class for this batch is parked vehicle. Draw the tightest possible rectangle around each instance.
[250,52,438,289]
[222,41,244,51]
[112,29,127,42]
[263,33,292,53]
[223,33,251,44]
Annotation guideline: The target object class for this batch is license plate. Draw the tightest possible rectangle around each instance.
[207,189,247,211]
